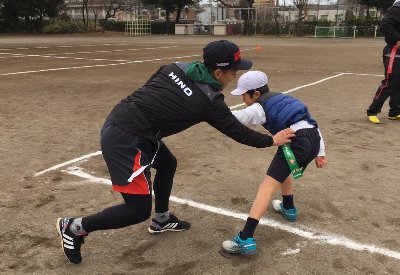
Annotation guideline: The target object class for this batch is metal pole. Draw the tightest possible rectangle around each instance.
[216,5,218,23]
[209,0,212,33]
[336,0,339,24]
[246,7,250,36]
[255,8,257,37]
[355,4,358,20]
[283,0,286,23]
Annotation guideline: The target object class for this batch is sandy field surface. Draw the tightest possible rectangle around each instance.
[1,33,400,274]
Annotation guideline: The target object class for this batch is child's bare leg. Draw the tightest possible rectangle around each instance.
[248,175,280,220]
[235,175,280,241]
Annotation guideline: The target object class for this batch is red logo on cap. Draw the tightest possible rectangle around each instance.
[234,51,241,61]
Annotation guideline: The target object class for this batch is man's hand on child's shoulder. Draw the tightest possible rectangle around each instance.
[272,128,296,146]
[315,156,327,168]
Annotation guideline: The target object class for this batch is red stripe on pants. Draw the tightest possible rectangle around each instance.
[376,46,397,98]
[112,150,150,195]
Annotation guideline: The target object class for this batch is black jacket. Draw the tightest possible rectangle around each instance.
[381,2,400,54]
[109,62,273,148]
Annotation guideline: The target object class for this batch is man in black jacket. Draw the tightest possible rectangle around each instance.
[56,40,295,264]
[367,0,400,123]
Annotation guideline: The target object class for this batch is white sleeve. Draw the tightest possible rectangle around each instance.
[317,129,326,156]
[231,103,266,126]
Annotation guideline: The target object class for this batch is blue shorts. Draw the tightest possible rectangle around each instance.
[267,128,321,183]
[100,118,157,195]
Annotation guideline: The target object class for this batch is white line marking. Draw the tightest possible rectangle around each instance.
[7,46,178,57]
[64,166,111,185]
[341,72,384,77]
[0,54,200,76]
[229,72,382,110]
[34,151,102,176]
[230,73,346,110]
[61,166,400,261]
[282,248,301,256]
[284,73,345,94]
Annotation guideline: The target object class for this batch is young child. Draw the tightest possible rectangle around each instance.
[222,71,328,255]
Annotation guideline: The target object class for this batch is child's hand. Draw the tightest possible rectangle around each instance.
[315,156,327,168]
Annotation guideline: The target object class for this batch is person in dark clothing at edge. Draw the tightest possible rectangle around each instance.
[56,40,295,264]
[367,0,400,124]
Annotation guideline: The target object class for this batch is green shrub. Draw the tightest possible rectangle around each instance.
[104,20,126,32]
[151,21,175,34]
[104,20,175,34]
[43,21,84,34]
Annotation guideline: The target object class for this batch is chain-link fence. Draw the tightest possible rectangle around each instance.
[204,5,382,37]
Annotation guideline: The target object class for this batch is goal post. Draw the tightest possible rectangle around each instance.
[314,26,355,39]
[125,18,151,36]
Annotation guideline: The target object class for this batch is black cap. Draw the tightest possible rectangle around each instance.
[203,40,252,70]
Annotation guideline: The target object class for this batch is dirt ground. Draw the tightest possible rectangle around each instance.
[1,33,400,275]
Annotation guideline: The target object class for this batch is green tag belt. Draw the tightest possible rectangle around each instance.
[281,144,303,179]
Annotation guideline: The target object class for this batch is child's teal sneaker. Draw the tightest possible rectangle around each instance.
[222,232,256,255]
[272,199,298,221]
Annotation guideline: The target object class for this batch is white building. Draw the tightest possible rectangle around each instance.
[277,4,381,22]
[64,0,147,21]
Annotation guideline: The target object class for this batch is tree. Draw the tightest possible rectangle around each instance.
[293,0,308,36]
[82,0,89,31]
[120,0,137,19]
[0,0,19,31]
[272,7,283,36]
[175,0,200,23]
[88,0,102,31]
[0,0,64,32]
[359,0,392,14]
[142,0,176,33]
[33,0,65,32]
[98,0,125,32]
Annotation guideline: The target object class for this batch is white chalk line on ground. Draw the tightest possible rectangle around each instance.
[63,166,400,261]
[284,73,346,93]
[0,53,131,62]
[0,54,200,76]
[32,72,400,260]
[341,72,384,77]
[0,46,178,59]
[34,151,102,177]
[0,47,259,77]
[0,43,137,51]
[229,72,383,110]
